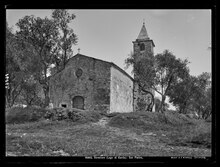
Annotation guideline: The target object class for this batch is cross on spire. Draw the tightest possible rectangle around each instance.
[77,48,80,54]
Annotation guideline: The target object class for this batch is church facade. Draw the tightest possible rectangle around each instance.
[49,23,155,113]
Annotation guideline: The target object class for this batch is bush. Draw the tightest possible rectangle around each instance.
[44,108,69,121]
[69,110,102,123]
[6,107,48,124]
[45,108,102,123]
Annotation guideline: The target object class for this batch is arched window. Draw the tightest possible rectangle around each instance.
[140,43,145,51]
[72,96,84,109]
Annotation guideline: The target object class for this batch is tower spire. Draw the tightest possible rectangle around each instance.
[137,22,149,40]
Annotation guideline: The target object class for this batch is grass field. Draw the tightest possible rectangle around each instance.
[5,108,211,157]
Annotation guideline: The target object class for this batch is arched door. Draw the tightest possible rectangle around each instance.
[72,96,84,109]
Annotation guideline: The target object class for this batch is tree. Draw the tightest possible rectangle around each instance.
[15,10,78,107]
[19,75,42,106]
[51,9,78,73]
[168,72,212,119]
[191,72,212,119]
[203,86,212,119]
[154,50,190,113]
[154,98,161,112]
[16,15,58,107]
[6,22,36,108]
[154,97,169,112]
[125,49,190,113]
[167,75,197,114]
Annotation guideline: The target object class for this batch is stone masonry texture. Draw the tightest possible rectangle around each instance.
[49,54,111,113]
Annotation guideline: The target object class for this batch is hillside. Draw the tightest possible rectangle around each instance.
[6,108,211,157]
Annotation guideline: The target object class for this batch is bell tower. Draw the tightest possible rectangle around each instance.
[133,22,155,112]
[133,22,155,63]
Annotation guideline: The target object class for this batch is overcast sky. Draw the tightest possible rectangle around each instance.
[6,9,211,107]
[6,9,211,75]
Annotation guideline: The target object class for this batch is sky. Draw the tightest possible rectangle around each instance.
[6,9,211,108]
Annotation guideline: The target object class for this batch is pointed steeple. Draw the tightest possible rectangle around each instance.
[137,22,149,40]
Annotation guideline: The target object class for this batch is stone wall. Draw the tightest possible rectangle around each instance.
[110,66,134,113]
[133,39,154,60]
[49,54,111,113]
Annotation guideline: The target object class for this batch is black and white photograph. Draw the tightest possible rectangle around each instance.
[5,8,214,162]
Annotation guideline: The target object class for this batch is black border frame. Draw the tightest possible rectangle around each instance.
[1,0,217,165]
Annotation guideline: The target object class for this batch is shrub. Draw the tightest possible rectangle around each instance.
[6,107,48,124]
[45,108,102,123]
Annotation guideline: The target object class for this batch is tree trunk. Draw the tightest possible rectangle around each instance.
[26,96,34,107]
[6,89,10,108]
[180,104,186,114]
[138,84,155,112]
[43,85,50,108]
[6,86,14,108]
[145,92,155,112]
[159,95,166,113]
[7,86,22,108]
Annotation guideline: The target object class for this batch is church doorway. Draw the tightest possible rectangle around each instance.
[72,96,84,110]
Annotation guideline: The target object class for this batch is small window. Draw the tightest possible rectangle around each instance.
[75,68,83,78]
[61,104,67,108]
[140,43,145,51]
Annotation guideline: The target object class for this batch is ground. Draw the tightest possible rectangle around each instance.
[6,112,211,157]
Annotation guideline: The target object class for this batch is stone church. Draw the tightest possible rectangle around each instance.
[49,22,155,113]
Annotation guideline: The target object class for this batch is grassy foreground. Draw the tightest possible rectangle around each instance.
[6,109,211,157]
